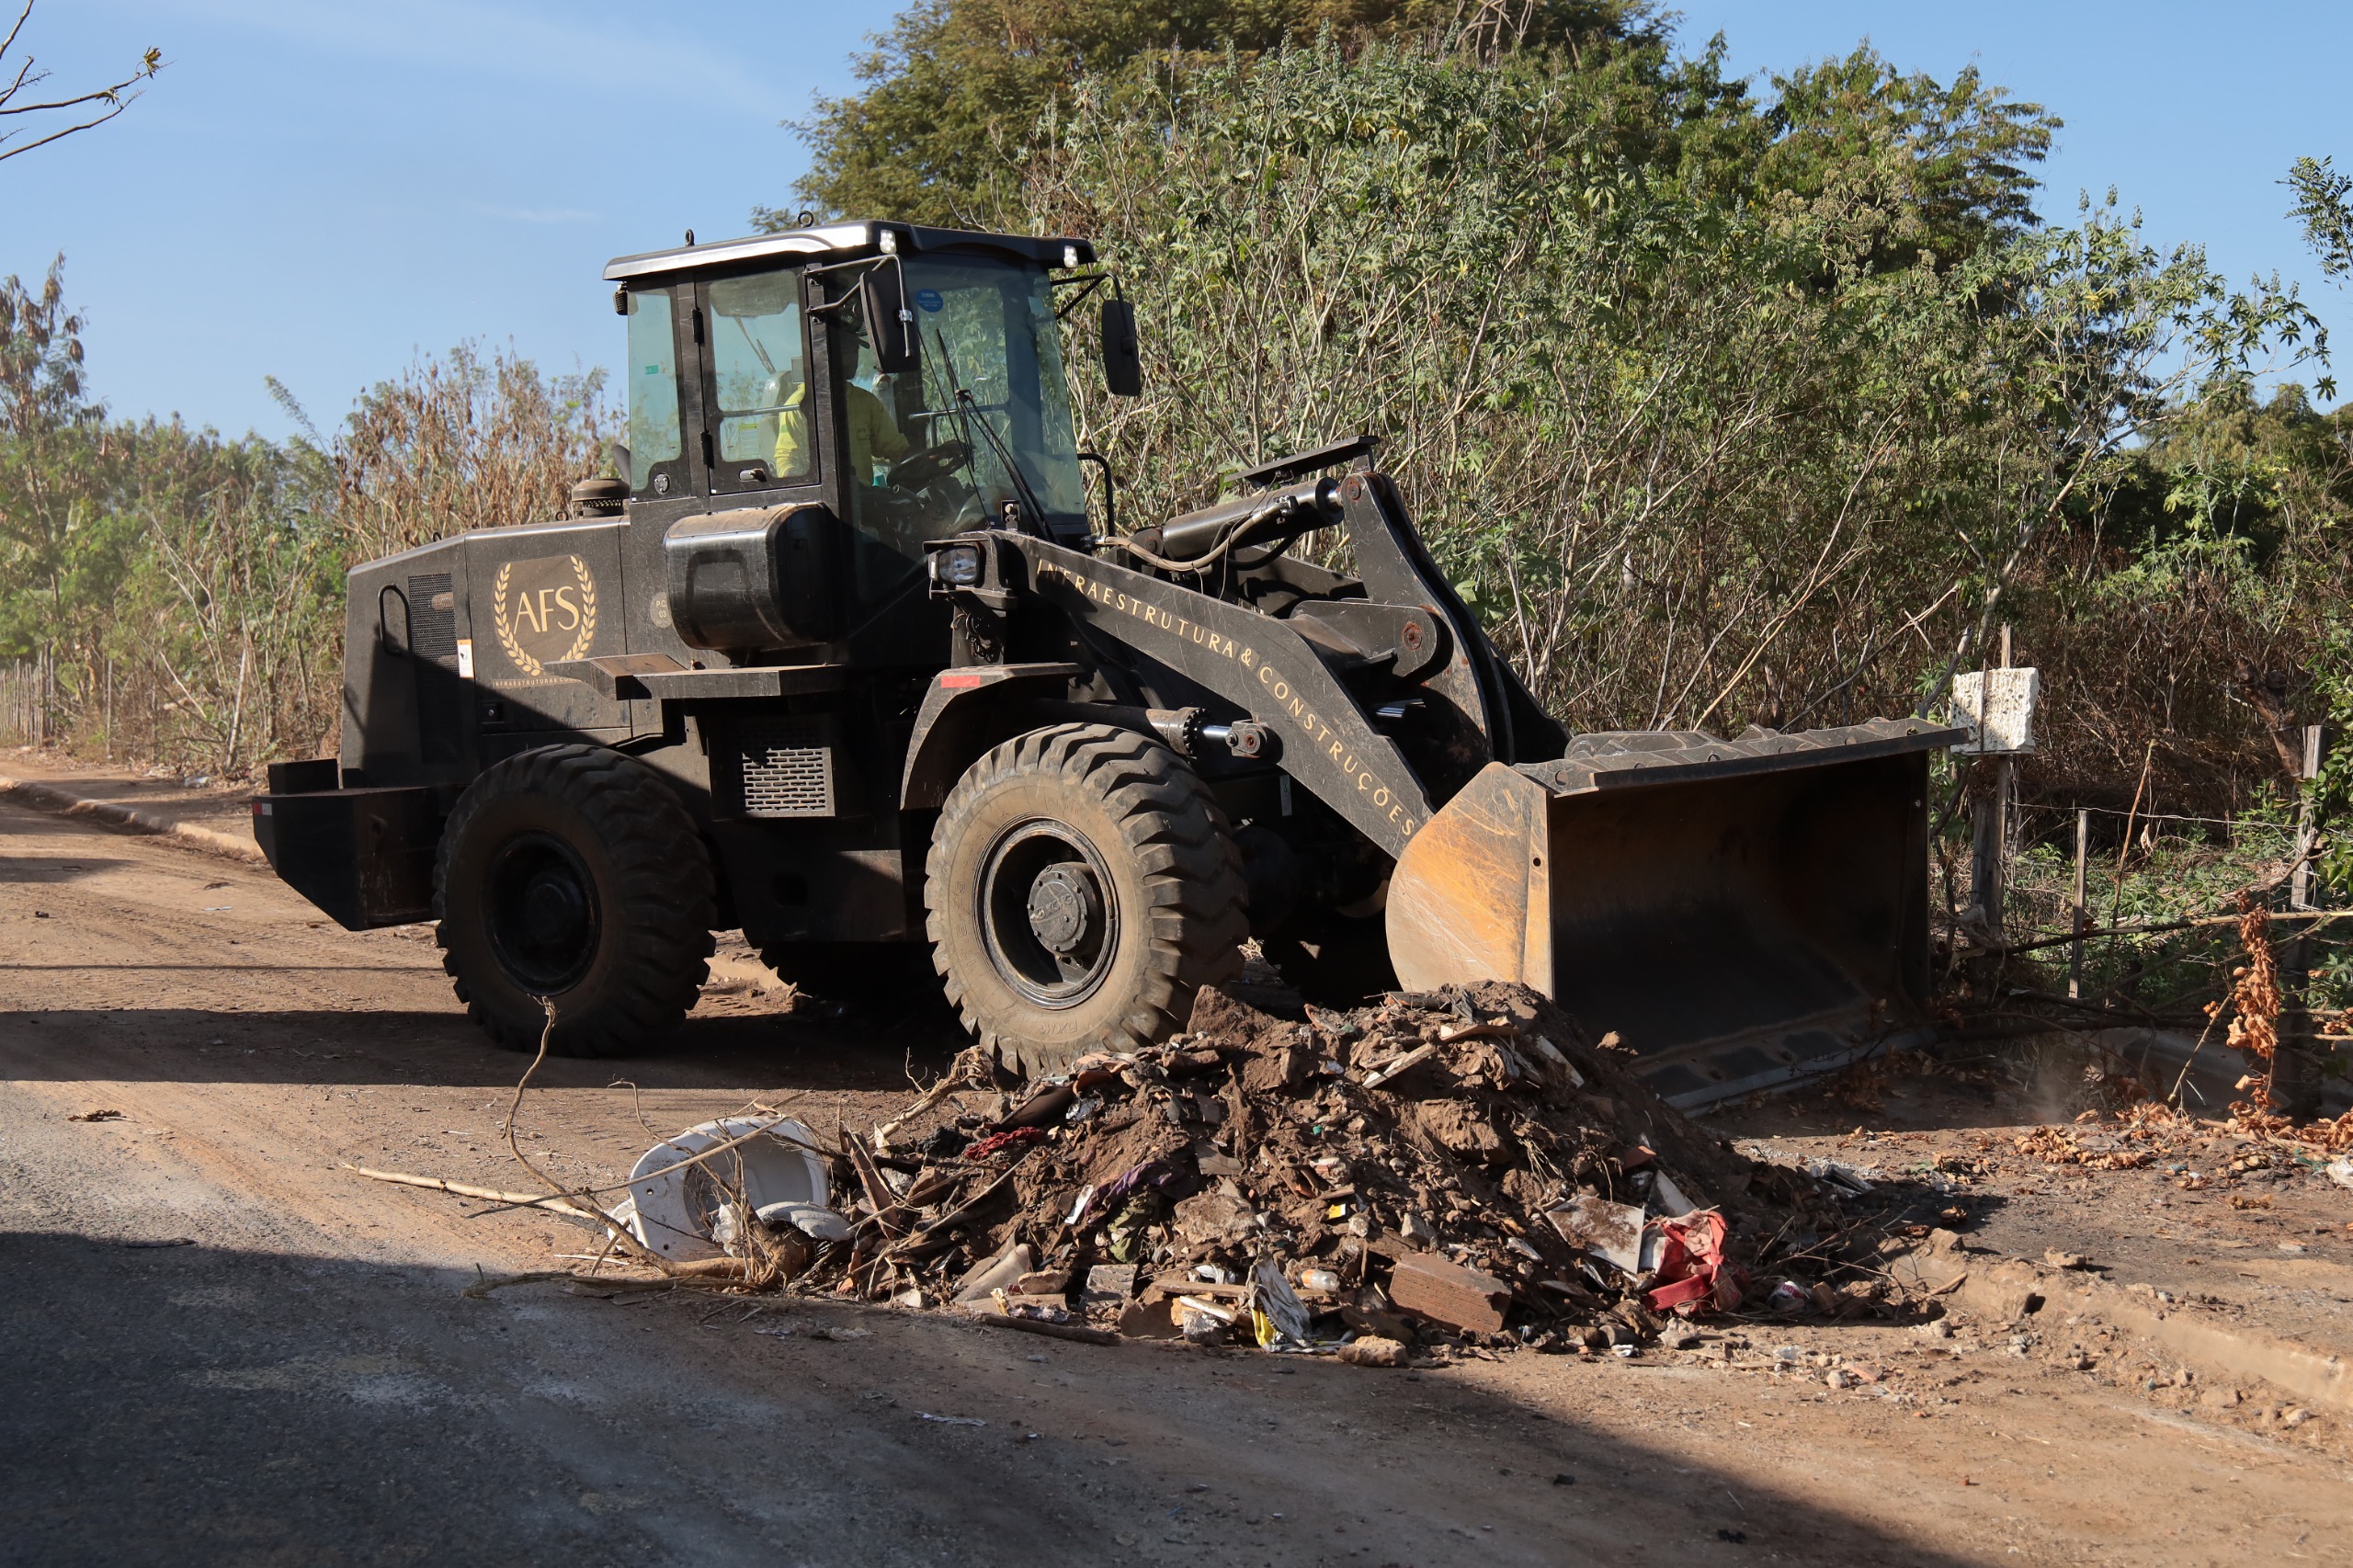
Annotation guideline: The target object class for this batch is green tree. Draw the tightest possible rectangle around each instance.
[774,0,1664,226]
[0,255,99,649]
[1016,38,2322,784]
[1740,48,2058,270]
[2287,153,2353,281]
[1,258,615,768]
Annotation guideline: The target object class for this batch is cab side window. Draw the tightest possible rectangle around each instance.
[708,271,812,489]
[624,289,683,494]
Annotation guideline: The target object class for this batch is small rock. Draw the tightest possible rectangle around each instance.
[1337,1336,1408,1369]
[2043,1248,2086,1269]
[1825,1368,1856,1390]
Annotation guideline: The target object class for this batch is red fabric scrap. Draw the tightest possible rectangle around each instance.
[964,1126,1048,1162]
[1643,1210,1746,1315]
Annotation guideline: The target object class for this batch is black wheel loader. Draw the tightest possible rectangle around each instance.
[252,220,1961,1106]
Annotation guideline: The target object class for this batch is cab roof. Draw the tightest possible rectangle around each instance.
[603,222,1095,283]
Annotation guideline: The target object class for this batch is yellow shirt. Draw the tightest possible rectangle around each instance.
[774,381,910,483]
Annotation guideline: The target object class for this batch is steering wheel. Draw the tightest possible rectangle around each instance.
[887,440,972,493]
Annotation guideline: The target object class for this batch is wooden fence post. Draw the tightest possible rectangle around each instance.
[2069,808,2088,1000]
[2291,723,2321,914]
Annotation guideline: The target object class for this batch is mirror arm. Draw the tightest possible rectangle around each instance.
[802,255,892,314]
[1053,273,1108,321]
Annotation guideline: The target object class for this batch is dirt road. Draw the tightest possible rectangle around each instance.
[5,791,2349,1566]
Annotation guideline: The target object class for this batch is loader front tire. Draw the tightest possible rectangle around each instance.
[927,723,1246,1075]
[435,744,715,1057]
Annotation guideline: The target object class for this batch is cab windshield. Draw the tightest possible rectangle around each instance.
[847,255,1086,566]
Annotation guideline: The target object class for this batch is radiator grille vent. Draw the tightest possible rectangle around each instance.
[405,573,458,662]
[736,722,835,818]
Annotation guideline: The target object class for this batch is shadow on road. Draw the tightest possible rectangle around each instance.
[0,1225,1985,1568]
[0,1006,968,1093]
[0,853,142,885]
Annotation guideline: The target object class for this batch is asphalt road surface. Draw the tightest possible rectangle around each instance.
[4,792,2347,1566]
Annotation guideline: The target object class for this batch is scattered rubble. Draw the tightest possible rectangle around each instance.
[685,981,1922,1360]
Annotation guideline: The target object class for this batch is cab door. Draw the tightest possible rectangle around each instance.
[695,269,826,502]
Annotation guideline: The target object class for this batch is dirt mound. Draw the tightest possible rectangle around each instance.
[788,982,1892,1353]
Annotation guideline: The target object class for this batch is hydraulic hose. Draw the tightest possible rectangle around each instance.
[1103,476,1341,573]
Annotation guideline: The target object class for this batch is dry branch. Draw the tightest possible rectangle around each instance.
[347,1165,600,1221]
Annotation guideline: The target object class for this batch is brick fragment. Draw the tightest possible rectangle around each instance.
[1386,1252,1511,1334]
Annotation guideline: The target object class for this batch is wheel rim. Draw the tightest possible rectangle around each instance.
[483,830,601,994]
[976,818,1120,1008]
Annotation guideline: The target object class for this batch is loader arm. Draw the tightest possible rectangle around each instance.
[1332,468,1563,774]
[938,447,1969,1109]
[1006,534,1430,856]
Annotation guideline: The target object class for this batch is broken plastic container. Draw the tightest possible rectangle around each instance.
[625,1117,828,1261]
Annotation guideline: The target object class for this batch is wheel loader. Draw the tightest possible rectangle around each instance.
[252,220,1961,1107]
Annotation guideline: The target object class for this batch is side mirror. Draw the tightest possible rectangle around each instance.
[1101,298,1142,396]
[861,264,919,374]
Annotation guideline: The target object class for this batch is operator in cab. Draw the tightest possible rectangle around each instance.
[773,349,909,484]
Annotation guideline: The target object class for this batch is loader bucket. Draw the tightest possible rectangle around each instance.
[1386,719,1964,1108]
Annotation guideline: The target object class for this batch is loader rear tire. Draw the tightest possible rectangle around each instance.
[926,723,1247,1075]
[435,744,715,1058]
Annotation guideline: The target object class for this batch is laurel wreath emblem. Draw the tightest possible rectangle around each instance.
[492,554,598,676]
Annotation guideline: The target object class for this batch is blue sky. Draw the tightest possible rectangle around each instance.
[6,0,2349,441]
[2,0,872,438]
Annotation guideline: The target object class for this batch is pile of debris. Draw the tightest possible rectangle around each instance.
[725,981,1904,1358]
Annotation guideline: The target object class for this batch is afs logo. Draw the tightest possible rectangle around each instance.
[492,554,598,676]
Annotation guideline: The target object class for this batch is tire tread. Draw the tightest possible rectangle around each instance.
[926,722,1245,1075]
[434,744,715,1058]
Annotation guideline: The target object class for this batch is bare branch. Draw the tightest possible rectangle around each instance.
[0,3,160,165]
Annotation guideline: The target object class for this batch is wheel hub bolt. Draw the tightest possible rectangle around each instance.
[1026,864,1100,954]
[523,874,586,945]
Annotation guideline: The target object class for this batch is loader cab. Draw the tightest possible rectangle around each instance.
[604,222,1097,664]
